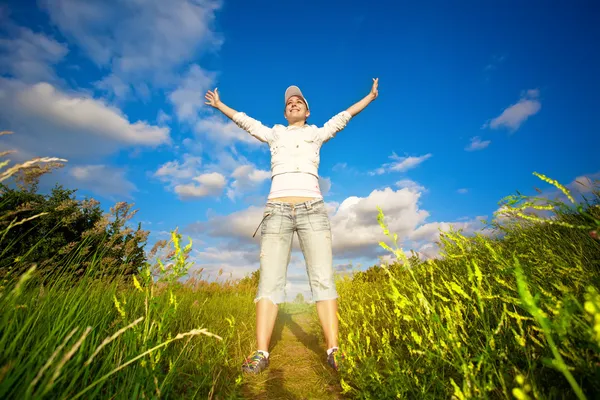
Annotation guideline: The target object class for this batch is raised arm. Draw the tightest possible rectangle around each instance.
[317,78,379,143]
[205,88,238,119]
[205,88,272,143]
[346,78,378,117]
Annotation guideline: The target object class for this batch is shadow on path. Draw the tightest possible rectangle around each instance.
[271,308,324,358]
[242,308,342,399]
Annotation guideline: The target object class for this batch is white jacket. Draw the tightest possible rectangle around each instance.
[232,111,352,178]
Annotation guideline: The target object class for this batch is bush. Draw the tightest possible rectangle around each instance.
[1,132,148,283]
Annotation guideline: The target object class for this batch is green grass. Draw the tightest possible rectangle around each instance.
[1,272,257,399]
[2,149,600,399]
[333,174,600,399]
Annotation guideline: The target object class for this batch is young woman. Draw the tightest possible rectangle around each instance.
[204,79,378,373]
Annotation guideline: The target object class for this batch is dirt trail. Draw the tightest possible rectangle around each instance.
[242,309,344,399]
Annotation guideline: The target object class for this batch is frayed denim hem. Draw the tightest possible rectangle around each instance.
[312,292,339,303]
[254,295,283,305]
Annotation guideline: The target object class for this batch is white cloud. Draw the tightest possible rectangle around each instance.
[69,164,137,198]
[40,0,223,97]
[0,80,170,160]
[189,187,433,257]
[169,64,215,122]
[189,247,259,282]
[371,153,432,175]
[94,73,132,99]
[154,154,202,183]
[409,220,479,243]
[485,89,541,131]
[395,179,426,193]
[183,183,489,299]
[187,205,264,242]
[0,27,68,84]
[195,115,260,147]
[465,136,491,151]
[329,188,430,257]
[226,164,270,200]
[154,152,269,201]
[457,188,469,194]
[174,172,226,199]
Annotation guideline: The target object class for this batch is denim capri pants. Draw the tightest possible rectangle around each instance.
[254,198,338,304]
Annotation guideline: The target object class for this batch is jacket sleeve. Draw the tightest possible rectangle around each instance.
[232,112,273,143]
[316,111,352,143]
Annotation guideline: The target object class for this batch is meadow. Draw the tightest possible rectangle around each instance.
[1,132,599,399]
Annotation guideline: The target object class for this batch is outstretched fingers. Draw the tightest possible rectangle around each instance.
[205,87,220,106]
[371,77,379,98]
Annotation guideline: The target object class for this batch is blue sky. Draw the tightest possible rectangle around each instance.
[1,0,598,301]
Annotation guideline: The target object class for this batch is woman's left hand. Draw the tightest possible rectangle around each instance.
[370,78,379,100]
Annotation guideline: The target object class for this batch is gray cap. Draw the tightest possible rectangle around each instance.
[284,85,309,110]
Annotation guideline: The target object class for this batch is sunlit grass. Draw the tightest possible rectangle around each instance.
[335,173,600,399]
[0,234,256,399]
[2,132,599,398]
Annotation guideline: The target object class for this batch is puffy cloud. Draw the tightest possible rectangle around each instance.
[186,204,264,242]
[69,164,137,198]
[40,0,223,96]
[154,154,203,183]
[195,115,260,147]
[226,164,270,200]
[182,183,488,301]
[174,172,226,199]
[0,80,170,160]
[169,64,216,122]
[395,179,426,193]
[189,186,440,258]
[0,27,68,83]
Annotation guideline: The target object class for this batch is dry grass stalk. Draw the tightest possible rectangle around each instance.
[46,326,93,390]
[0,150,16,158]
[29,327,79,390]
[0,157,67,183]
[85,317,144,366]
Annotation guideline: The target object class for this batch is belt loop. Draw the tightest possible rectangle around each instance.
[307,200,313,210]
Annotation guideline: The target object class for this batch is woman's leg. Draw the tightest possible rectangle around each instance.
[316,299,338,349]
[296,201,339,350]
[254,204,293,351]
[256,298,279,351]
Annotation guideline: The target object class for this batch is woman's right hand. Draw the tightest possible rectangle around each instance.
[205,88,221,108]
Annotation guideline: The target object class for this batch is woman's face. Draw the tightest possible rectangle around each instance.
[285,95,310,123]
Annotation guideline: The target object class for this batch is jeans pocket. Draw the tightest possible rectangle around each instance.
[261,209,283,235]
[308,206,330,231]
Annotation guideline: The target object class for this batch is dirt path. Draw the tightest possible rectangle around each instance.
[242,308,344,399]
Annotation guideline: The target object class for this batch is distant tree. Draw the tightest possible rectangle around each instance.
[293,293,305,303]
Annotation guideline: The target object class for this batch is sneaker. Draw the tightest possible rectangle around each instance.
[242,350,269,374]
[327,348,345,371]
